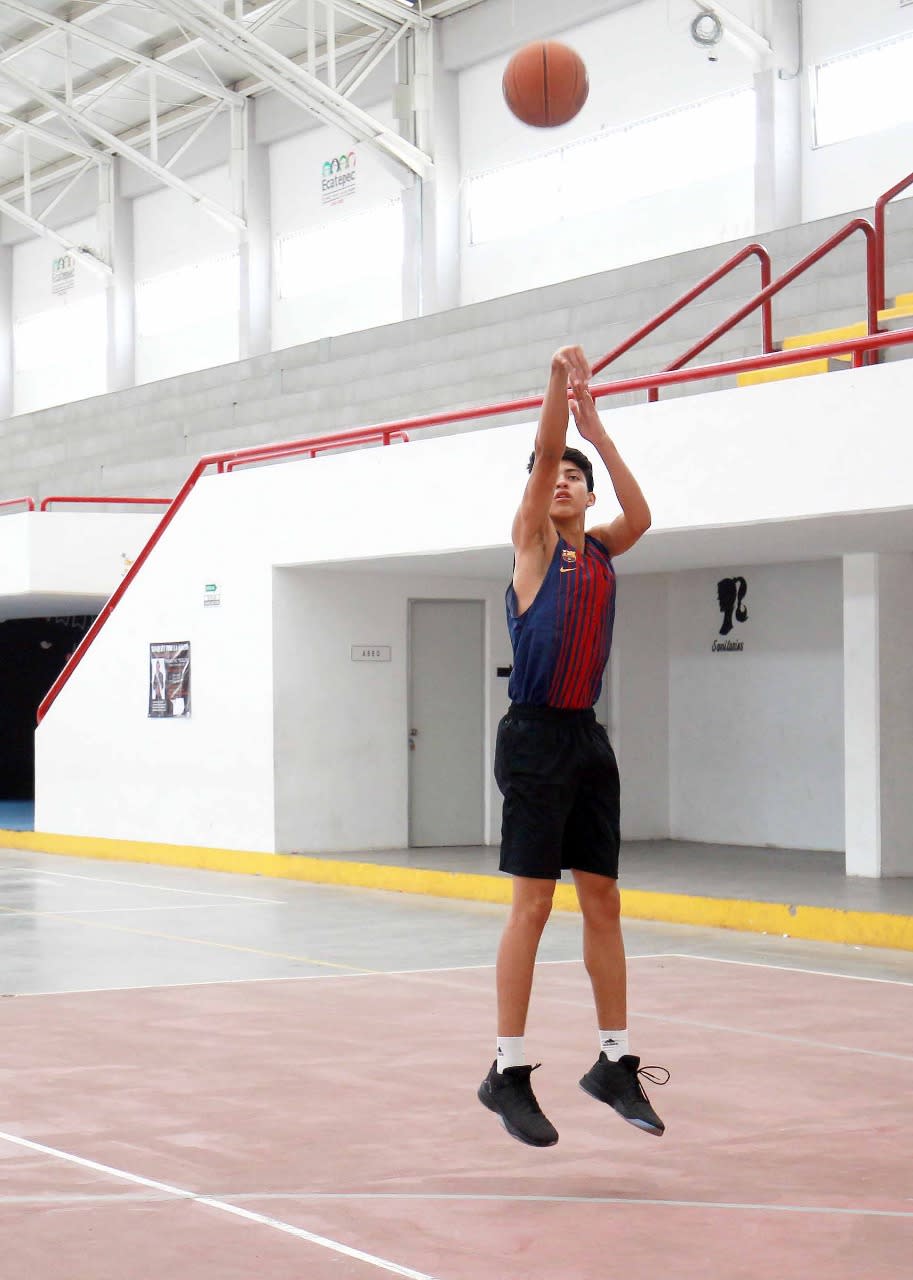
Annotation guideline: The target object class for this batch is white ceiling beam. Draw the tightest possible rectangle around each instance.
[1,0,243,105]
[0,28,379,204]
[0,107,110,165]
[155,0,433,178]
[0,0,123,67]
[0,192,112,275]
[337,23,408,95]
[329,0,429,30]
[0,61,246,231]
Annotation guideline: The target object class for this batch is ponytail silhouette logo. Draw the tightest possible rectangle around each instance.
[713,576,747,652]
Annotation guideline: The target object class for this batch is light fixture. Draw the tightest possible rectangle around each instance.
[690,9,724,50]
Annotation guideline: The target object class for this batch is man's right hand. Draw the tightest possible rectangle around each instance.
[551,345,591,393]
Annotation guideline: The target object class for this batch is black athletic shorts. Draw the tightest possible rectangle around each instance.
[494,703,621,881]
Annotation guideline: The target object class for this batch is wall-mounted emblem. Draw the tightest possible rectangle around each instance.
[713,576,748,652]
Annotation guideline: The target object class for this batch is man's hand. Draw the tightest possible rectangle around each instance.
[551,345,590,398]
[569,384,606,446]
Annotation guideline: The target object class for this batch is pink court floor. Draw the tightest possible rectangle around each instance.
[1,849,912,1279]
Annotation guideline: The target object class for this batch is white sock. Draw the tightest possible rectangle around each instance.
[496,1036,526,1072]
[599,1028,629,1061]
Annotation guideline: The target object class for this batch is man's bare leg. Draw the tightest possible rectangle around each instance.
[573,869,666,1135]
[572,870,626,1028]
[496,875,556,1036]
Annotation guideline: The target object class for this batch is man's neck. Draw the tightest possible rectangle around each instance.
[552,517,586,551]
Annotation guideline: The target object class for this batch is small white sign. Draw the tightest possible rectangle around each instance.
[52,253,76,296]
[203,582,221,608]
[351,645,391,662]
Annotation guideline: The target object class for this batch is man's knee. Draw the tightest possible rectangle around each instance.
[578,878,621,930]
[509,881,555,932]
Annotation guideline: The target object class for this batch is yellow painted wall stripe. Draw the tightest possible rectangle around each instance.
[2,828,911,952]
[781,321,868,349]
[736,358,830,387]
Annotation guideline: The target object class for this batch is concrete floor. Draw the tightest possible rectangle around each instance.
[303,839,913,914]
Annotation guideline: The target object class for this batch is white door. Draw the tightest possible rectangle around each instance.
[408,600,484,847]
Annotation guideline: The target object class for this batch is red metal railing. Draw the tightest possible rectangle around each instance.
[37,323,913,725]
[222,427,409,473]
[874,168,913,312]
[649,217,879,401]
[0,496,35,514]
[591,243,773,379]
[39,496,172,512]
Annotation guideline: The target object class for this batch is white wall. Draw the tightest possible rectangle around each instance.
[270,104,409,351]
[12,215,108,414]
[273,568,509,853]
[33,356,913,856]
[668,561,844,850]
[133,166,240,384]
[802,0,913,220]
[458,0,756,304]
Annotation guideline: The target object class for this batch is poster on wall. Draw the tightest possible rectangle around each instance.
[320,148,357,206]
[51,252,76,296]
[712,576,748,652]
[149,642,191,718]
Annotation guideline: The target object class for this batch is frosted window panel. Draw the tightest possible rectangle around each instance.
[277,199,403,301]
[13,296,107,413]
[136,254,240,338]
[468,154,563,245]
[470,92,754,239]
[815,34,913,147]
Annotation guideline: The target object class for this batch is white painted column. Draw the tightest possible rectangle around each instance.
[101,159,135,393]
[238,102,271,359]
[0,244,12,421]
[398,24,460,319]
[753,0,802,233]
[843,553,913,877]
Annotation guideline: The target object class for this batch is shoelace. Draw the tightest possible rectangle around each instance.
[637,1065,671,1087]
[514,1063,547,1114]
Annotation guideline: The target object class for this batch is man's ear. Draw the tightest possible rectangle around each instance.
[586,491,596,508]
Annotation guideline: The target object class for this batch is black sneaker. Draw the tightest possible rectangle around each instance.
[579,1053,669,1136]
[478,1061,559,1147]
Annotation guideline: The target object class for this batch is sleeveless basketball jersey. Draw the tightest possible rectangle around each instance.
[506,534,617,709]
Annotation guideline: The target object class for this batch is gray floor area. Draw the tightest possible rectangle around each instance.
[2,847,912,998]
[299,839,913,914]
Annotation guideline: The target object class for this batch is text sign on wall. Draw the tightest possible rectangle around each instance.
[51,253,75,296]
[351,645,391,662]
[321,151,357,206]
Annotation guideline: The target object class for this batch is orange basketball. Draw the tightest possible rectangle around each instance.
[502,41,589,128]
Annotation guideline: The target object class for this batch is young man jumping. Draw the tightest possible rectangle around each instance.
[478,344,667,1148]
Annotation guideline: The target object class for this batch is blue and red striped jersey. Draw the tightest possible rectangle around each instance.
[506,534,617,709]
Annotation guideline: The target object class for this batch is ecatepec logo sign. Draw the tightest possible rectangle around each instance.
[321,151,357,205]
[51,253,75,296]
[713,576,748,652]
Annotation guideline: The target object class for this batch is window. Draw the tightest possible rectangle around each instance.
[135,253,240,338]
[276,198,403,301]
[467,89,755,246]
[14,295,106,373]
[815,32,913,147]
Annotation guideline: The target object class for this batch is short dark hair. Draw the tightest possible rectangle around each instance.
[527,446,594,492]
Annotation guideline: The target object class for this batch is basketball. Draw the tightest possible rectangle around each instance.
[502,41,589,128]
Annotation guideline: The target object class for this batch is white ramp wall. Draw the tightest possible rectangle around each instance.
[34,358,913,856]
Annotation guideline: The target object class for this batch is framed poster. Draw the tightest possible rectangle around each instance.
[149,642,191,718]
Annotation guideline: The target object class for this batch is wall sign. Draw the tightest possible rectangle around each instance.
[51,253,76,296]
[321,151,357,206]
[712,576,748,652]
[351,645,391,662]
[149,642,191,717]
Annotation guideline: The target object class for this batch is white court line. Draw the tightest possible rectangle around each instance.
[657,952,913,987]
[0,1131,436,1280]
[0,1188,909,1221]
[3,954,674,999]
[220,1191,913,1221]
[0,903,280,918]
[0,867,287,904]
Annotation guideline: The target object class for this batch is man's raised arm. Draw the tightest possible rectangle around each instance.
[511,346,591,550]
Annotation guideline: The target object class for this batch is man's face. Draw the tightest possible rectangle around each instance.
[550,461,594,520]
